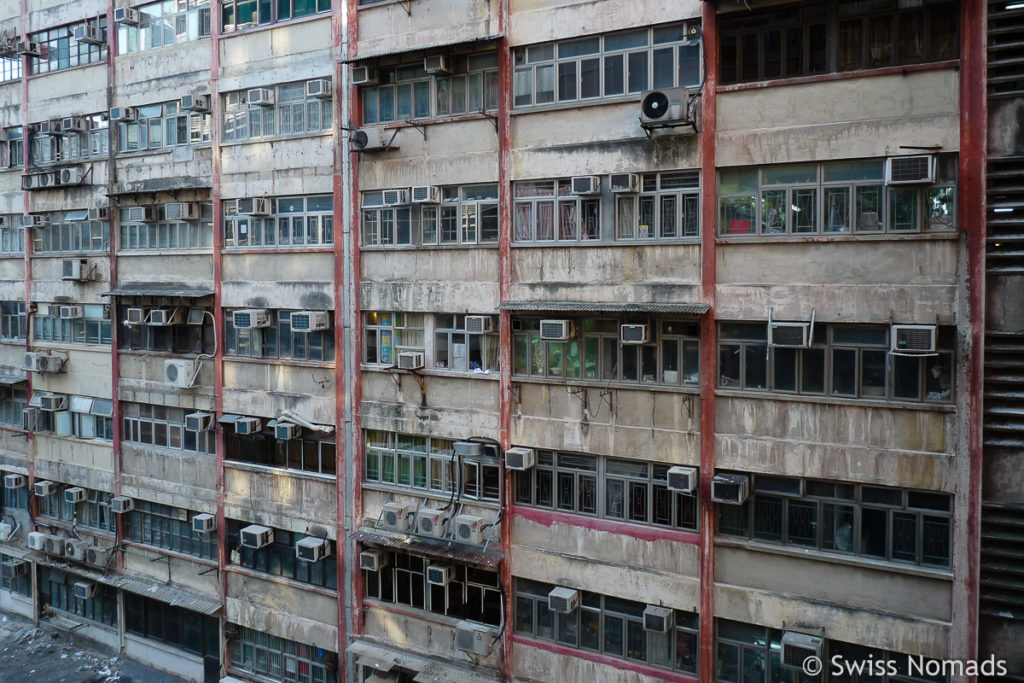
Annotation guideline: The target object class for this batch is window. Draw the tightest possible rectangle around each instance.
[225,309,334,362]
[120,204,214,250]
[0,221,24,254]
[615,171,700,240]
[222,83,332,142]
[224,195,333,248]
[126,595,219,659]
[32,211,109,253]
[362,53,499,124]
[118,0,212,54]
[515,578,698,674]
[33,304,111,346]
[226,521,337,589]
[0,387,27,428]
[3,127,24,169]
[122,402,215,454]
[225,430,336,476]
[0,553,31,597]
[30,115,108,166]
[36,484,113,531]
[513,317,700,387]
[0,56,20,83]
[718,323,953,403]
[221,0,331,32]
[125,500,216,559]
[1,471,29,510]
[0,302,26,340]
[119,305,214,354]
[718,158,957,237]
[363,312,424,366]
[363,549,502,626]
[514,23,701,108]
[513,180,600,243]
[40,396,115,441]
[363,431,500,502]
[361,185,498,248]
[229,626,335,683]
[515,451,698,532]
[29,19,109,75]
[719,1,959,85]
[434,314,499,371]
[717,475,952,568]
[39,567,117,626]
[118,102,211,153]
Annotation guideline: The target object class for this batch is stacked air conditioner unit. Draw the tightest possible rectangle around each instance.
[237,198,271,216]
[34,480,59,496]
[64,486,87,504]
[359,549,387,572]
[4,473,26,489]
[185,412,214,432]
[548,586,580,613]
[465,315,493,334]
[164,359,196,388]
[74,581,96,600]
[62,258,89,281]
[246,88,275,106]
[275,422,301,440]
[306,78,332,99]
[65,539,89,562]
[423,55,452,74]
[397,352,424,370]
[24,351,67,374]
[233,309,271,329]
[192,513,216,533]
[610,173,641,193]
[180,95,210,112]
[114,7,141,25]
[455,621,494,655]
[540,320,574,341]
[711,473,750,505]
[426,563,452,586]
[0,560,27,579]
[295,537,331,562]
[505,446,536,471]
[59,305,84,320]
[666,466,698,493]
[642,605,674,632]
[126,206,157,223]
[111,496,135,514]
[891,324,937,353]
[620,324,650,344]
[164,202,201,220]
[411,186,441,204]
[110,106,137,122]
[240,524,274,549]
[571,176,601,195]
[379,503,411,532]
[290,311,329,332]
[234,417,262,435]
[61,116,88,133]
[416,508,446,537]
[454,514,485,544]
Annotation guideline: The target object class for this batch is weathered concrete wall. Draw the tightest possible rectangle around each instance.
[220,137,333,197]
[31,346,112,399]
[115,40,210,98]
[122,553,220,600]
[124,634,205,683]
[118,353,215,392]
[117,254,213,286]
[223,465,337,531]
[116,148,213,192]
[221,253,334,308]
[357,0,499,57]
[512,642,684,683]
[33,434,114,490]
[219,19,332,91]
[363,604,502,670]
[29,255,110,304]
[508,0,701,45]
[119,443,218,507]
[226,575,337,651]
[222,361,335,425]
[360,371,500,437]
[361,249,500,313]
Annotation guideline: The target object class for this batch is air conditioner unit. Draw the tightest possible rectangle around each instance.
[0,522,13,542]
[34,480,59,496]
[891,324,937,353]
[111,496,134,514]
[424,54,452,74]
[465,315,493,334]
[768,322,811,348]
[164,359,196,388]
[19,214,47,228]
[885,155,935,185]
[74,25,105,45]
[164,202,201,220]
[610,173,641,193]
[110,106,137,122]
[620,324,649,344]
[149,309,182,326]
[241,524,274,549]
[1,560,27,579]
[125,307,145,324]
[23,408,41,431]
[643,605,674,632]
[639,87,691,129]
[426,563,452,586]
[454,515,485,544]
[55,167,81,186]
[234,416,262,435]
[61,116,88,133]
[38,119,60,136]
[114,7,141,25]
[192,513,216,533]
[236,197,271,216]
[233,309,271,329]
[61,258,88,281]
[87,207,108,220]
[275,422,301,440]
[781,632,824,670]
[382,189,410,206]
[548,586,580,614]
[359,549,388,572]
[306,78,332,99]
[22,352,54,374]
[379,503,411,532]
[351,66,377,85]
[74,581,96,600]
[64,487,87,504]
[416,508,446,537]
[711,473,750,505]
[43,534,64,556]
[126,206,157,223]
[59,305,84,320]
[180,94,209,112]
[411,185,442,204]
[350,127,392,152]
[17,41,44,56]
[666,466,697,493]
[4,473,26,489]
[246,88,275,106]
[28,531,48,550]
[571,176,601,195]
[40,393,68,411]
[295,536,331,562]
[455,621,493,655]
[86,547,111,567]
[290,311,329,333]
[397,351,424,370]
[539,319,574,341]
[65,539,89,562]
[185,411,214,432]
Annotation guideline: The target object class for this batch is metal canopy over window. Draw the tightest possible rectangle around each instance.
[353,528,501,568]
[499,300,710,315]
[102,284,214,298]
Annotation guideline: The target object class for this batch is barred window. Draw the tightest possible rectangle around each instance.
[513,180,599,243]
[615,171,700,240]
[222,82,332,142]
[361,185,498,248]
[125,500,216,559]
[225,309,334,362]
[32,211,109,253]
[122,402,215,454]
[228,625,335,683]
[225,429,336,476]
[0,553,31,597]
[224,195,333,248]
[29,19,109,75]
[36,484,113,531]
[118,102,211,153]
[0,388,27,428]
[434,314,499,372]
[119,305,214,354]
[126,594,219,659]
[120,204,214,250]
[39,567,117,626]
[33,304,111,346]
[226,521,337,589]
[0,302,27,340]
[363,312,424,366]
[118,0,212,54]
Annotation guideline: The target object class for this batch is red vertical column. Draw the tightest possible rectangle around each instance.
[20,0,34,528]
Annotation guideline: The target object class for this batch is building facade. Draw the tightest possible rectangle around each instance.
[0,0,1020,682]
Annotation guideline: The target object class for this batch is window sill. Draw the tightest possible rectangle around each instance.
[0,424,28,434]
[512,375,702,396]
[118,349,209,359]
[31,251,109,258]
[360,243,498,251]
[219,11,332,40]
[27,60,107,81]
[32,433,114,446]
[222,246,334,254]
[220,130,333,148]
[222,356,335,369]
[361,364,500,381]
[225,459,336,483]
[512,504,700,545]
[116,249,214,257]
[122,540,217,567]
[715,230,959,245]
[714,536,953,581]
[716,60,960,93]
[225,565,337,598]
[23,158,105,170]
[36,517,116,540]
[361,482,500,510]
[509,634,698,683]
[511,93,646,117]
[511,238,701,248]
[116,37,211,60]
[714,388,955,413]
[0,338,28,346]
[362,599,499,631]
[380,112,498,130]
[31,341,111,353]
[116,145,211,160]
[121,442,214,458]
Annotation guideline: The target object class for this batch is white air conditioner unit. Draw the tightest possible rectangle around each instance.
[275,422,301,440]
[290,311,329,333]
[639,87,691,129]
[295,536,331,562]
[548,586,580,614]
[416,508,446,537]
[234,416,262,435]
[18,214,47,228]
[711,473,750,505]
[185,411,214,432]
[87,207,108,221]
[351,66,377,85]
[34,480,59,496]
[455,515,485,544]
[350,127,393,152]
[110,106,137,122]
[241,524,274,549]
[540,319,574,341]
[382,189,410,206]
[86,547,111,567]
[43,534,64,556]
[23,408,41,432]
[61,116,88,133]
[24,352,67,374]
[456,621,494,655]
[236,197,271,216]
[59,305,84,320]
[28,531,48,550]
[114,7,141,25]
[246,88,275,106]
[17,41,45,56]
[781,632,825,670]
[380,503,411,532]
[423,54,452,74]
[111,496,134,514]
[397,351,424,370]
[120,308,143,325]
[571,176,601,195]
[643,605,675,632]
[891,324,937,353]
[306,78,332,99]
[165,202,201,220]
[426,563,452,586]
[55,167,82,186]
[65,539,89,561]
[39,394,67,411]
[0,522,13,542]
[465,315,493,334]
[620,324,649,344]
[769,322,811,347]
[411,185,442,204]
[360,549,388,572]
[74,581,96,600]
[610,173,641,193]
[666,466,697,493]
[233,309,271,329]
[164,359,196,388]
[149,309,183,326]
[180,94,210,112]
[4,473,26,489]
[126,206,157,223]
[64,486,87,504]
[192,513,216,533]
[74,25,104,45]
[885,155,935,185]
[1,560,27,579]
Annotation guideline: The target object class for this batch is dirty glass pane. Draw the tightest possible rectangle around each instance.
[627,51,648,92]
[825,187,851,232]
[861,349,887,396]
[753,497,782,541]
[860,507,889,558]
[787,500,818,547]
[822,503,855,552]
[604,54,624,95]
[922,516,950,566]
[891,512,918,562]
[831,348,857,395]
[603,615,623,656]
[744,345,767,388]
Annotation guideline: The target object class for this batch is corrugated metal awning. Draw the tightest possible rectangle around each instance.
[102,283,214,298]
[499,301,710,314]
[352,527,501,568]
[344,33,504,63]
[69,565,221,615]
[349,639,502,683]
